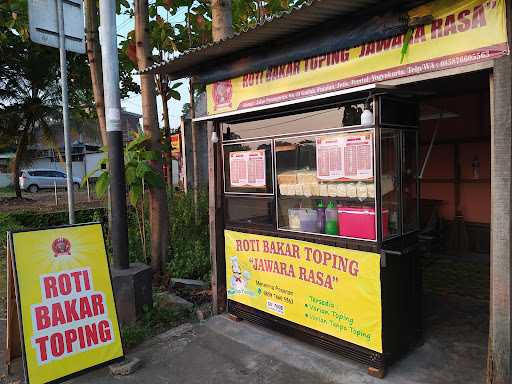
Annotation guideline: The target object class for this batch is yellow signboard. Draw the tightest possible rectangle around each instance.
[11,224,123,384]
[225,230,383,352]
[170,133,181,156]
[207,0,508,116]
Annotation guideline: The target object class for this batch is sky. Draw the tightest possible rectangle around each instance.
[116,9,190,130]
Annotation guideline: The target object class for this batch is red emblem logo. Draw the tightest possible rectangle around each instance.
[212,80,233,110]
[52,237,71,258]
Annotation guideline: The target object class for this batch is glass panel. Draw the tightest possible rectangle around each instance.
[223,140,273,194]
[275,129,377,240]
[380,97,418,127]
[381,129,401,238]
[225,196,274,227]
[222,101,368,141]
[402,130,419,233]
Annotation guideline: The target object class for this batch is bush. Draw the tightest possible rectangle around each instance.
[168,190,210,281]
[0,209,106,253]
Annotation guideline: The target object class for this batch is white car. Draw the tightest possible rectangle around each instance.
[19,169,82,193]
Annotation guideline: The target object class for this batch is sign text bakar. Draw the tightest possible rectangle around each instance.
[11,224,123,384]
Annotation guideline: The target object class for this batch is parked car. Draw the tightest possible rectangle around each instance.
[19,169,81,193]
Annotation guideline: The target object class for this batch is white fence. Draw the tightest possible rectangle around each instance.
[0,173,11,188]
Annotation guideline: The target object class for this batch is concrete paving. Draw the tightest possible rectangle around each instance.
[1,294,488,384]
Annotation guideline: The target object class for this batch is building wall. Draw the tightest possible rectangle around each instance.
[419,93,491,224]
[183,119,209,190]
[0,173,11,188]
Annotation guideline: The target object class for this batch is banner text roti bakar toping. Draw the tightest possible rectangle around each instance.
[240,3,489,89]
[225,230,383,352]
[207,0,508,115]
[235,237,360,290]
[31,268,115,365]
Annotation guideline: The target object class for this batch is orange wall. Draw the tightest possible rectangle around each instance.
[419,93,490,224]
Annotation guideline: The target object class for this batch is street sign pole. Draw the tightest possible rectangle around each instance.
[99,0,129,269]
[56,0,75,224]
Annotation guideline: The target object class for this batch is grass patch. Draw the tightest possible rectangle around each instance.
[0,186,15,198]
[120,294,196,350]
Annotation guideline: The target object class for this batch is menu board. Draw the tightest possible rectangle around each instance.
[229,150,266,188]
[316,133,373,181]
[316,137,344,180]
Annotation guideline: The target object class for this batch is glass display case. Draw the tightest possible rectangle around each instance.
[275,129,377,239]
[221,93,422,375]
[221,95,419,245]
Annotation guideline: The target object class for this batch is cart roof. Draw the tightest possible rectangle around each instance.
[140,0,425,80]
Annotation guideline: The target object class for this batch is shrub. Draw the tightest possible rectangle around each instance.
[168,190,210,281]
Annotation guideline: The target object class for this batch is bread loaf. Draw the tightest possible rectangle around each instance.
[278,171,298,185]
[367,183,375,198]
[336,183,347,197]
[347,183,357,198]
[297,170,317,184]
[356,182,368,199]
[327,184,337,197]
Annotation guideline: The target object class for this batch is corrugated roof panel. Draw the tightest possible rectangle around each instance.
[141,0,424,78]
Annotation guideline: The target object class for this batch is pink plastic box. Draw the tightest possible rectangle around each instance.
[338,207,389,240]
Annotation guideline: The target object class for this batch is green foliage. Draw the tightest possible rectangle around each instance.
[168,190,210,281]
[84,132,164,204]
[0,213,23,251]
[0,209,106,253]
[82,133,166,266]
[120,293,194,350]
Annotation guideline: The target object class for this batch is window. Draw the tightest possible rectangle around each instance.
[380,129,401,238]
[225,196,274,227]
[222,101,368,142]
[402,130,419,233]
[50,171,66,178]
[275,129,377,240]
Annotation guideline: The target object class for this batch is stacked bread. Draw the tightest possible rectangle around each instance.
[278,170,376,199]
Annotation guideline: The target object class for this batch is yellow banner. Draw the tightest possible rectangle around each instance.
[225,230,382,352]
[11,224,123,384]
[170,133,181,156]
[207,0,508,116]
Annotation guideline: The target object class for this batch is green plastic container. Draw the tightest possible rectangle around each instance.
[325,201,338,235]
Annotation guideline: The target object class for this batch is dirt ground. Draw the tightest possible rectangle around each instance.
[0,189,105,214]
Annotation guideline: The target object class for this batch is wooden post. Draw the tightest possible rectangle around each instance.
[5,233,21,372]
[208,121,226,314]
[488,61,512,383]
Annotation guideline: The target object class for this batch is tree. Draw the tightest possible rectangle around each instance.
[148,5,182,189]
[211,0,233,41]
[86,132,164,265]
[134,0,170,278]
[1,0,95,198]
[84,0,107,146]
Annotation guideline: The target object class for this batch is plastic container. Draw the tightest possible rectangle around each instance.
[288,209,302,230]
[337,207,389,240]
[325,202,338,235]
[299,209,318,233]
[316,201,325,233]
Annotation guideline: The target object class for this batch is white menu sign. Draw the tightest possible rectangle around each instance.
[316,133,373,181]
[230,150,266,188]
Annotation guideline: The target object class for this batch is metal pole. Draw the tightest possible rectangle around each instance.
[99,0,129,269]
[56,0,75,224]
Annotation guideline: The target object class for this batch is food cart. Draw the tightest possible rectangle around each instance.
[216,89,422,376]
